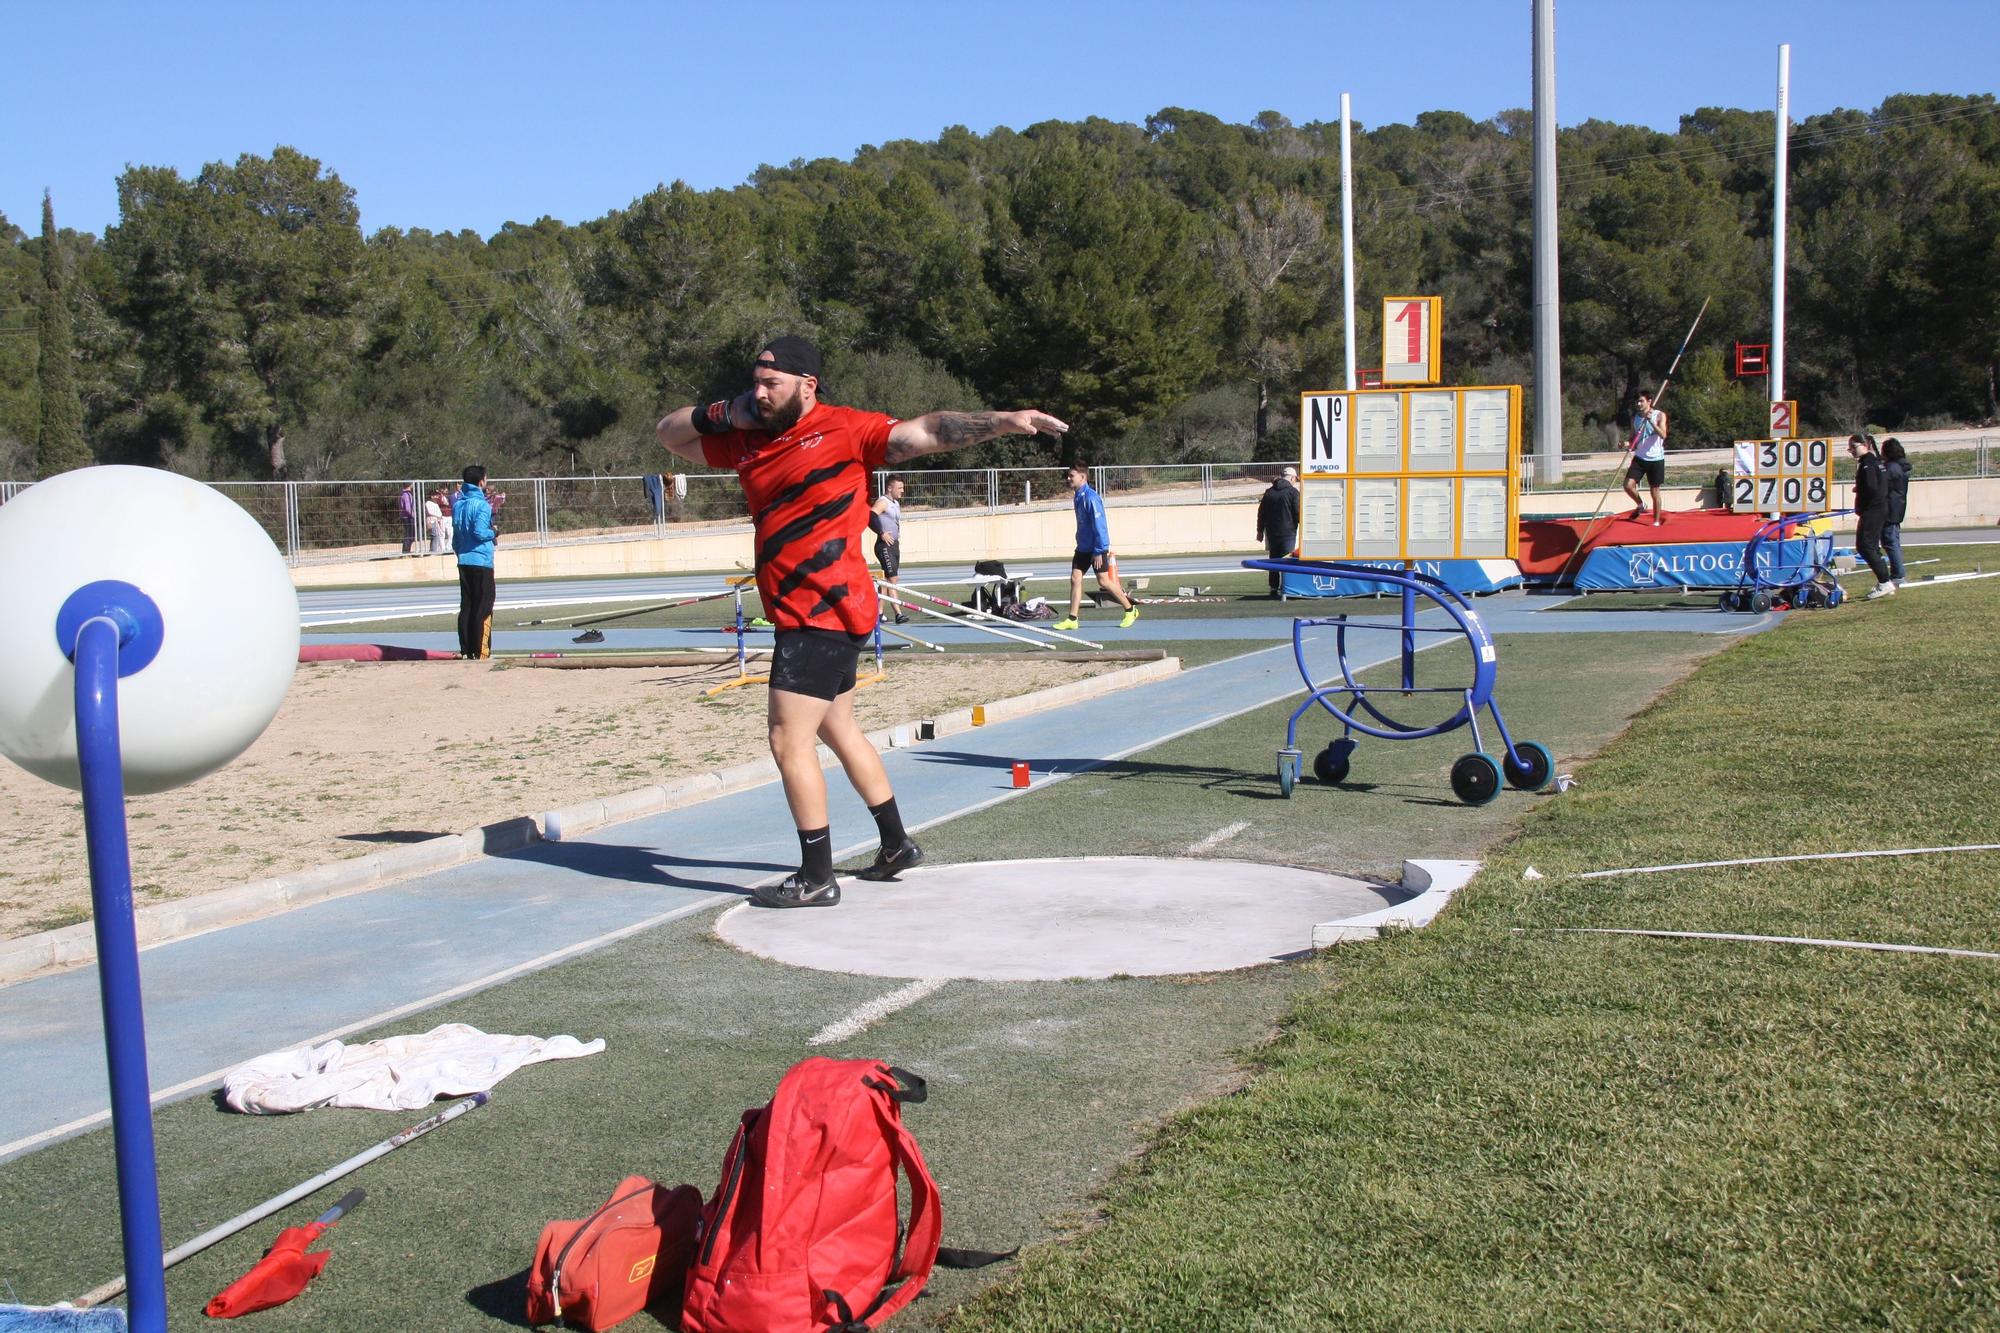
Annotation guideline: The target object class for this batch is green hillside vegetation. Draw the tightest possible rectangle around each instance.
[0,97,1994,483]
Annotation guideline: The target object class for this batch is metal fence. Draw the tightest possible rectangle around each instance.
[1,441,1990,563]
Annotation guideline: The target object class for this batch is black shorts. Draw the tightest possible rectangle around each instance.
[1627,457,1665,486]
[769,628,869,701]
[875,539,900,580]
[1072,550,1113,575]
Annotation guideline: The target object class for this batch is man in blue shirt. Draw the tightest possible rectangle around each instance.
[1055,463,1138,631]
[451,464,499,659]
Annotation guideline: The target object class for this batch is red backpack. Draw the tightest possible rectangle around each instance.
[680,1057,1008,1332]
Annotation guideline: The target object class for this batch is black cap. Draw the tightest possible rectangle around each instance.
[754,335,822,380]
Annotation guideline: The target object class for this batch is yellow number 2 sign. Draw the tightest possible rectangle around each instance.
[1382,296,1442,386]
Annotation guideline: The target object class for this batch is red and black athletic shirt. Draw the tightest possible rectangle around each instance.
[703,403,896,634]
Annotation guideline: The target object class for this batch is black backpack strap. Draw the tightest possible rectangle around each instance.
[861,1066,927,1104]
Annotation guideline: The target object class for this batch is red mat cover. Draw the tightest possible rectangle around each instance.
[1516,509,1765,577]
[298,644,461,662]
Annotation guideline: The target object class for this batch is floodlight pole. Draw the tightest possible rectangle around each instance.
[1772,43,1791,403]
[1531,0,1563,484]
[1340,92,1357,392]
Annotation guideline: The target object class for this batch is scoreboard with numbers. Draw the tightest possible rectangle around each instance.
[1297,385,1522,561]
[1732,437,1834,512]
[1382,296,1442,385]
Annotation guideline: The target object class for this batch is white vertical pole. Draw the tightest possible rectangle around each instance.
[1531,0,1563,484]
[1772,43,1790,404]
[1340,93,1356,392]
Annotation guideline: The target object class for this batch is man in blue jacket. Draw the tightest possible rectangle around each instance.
[1055,463,1139,631]
[452,464,499,658]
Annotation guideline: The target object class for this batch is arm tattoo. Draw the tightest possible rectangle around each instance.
[886,410,1020,464]
[933,411,1011,447]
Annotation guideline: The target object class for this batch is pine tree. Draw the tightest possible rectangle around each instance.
[35,191,90,477]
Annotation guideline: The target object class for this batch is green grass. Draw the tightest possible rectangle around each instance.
[949,565,2000,1329]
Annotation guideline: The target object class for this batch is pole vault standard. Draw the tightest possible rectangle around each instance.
[878,582,1104,651]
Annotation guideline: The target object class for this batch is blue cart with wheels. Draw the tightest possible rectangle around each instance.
[1718,510,1851,613]
[1245,557,1554,804]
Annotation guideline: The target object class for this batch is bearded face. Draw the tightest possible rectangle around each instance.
[752,368,812,433]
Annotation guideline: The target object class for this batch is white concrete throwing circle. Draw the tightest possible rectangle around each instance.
[716,856,1403,980]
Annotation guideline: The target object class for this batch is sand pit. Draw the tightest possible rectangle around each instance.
[0,654,1122,941]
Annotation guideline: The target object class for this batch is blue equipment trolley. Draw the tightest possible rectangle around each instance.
[1245,557,1554,804]
[1718,510,1851,613]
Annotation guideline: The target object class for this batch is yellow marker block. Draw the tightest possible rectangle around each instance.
[971,705,986,726]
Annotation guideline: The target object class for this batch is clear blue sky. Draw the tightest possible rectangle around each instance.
[5,0,1994,240]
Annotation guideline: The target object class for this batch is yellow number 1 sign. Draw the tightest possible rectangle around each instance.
[1383,296,1442,386]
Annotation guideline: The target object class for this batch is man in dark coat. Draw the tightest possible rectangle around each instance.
[1255,466,1301,598]
[1848,434,1896,600]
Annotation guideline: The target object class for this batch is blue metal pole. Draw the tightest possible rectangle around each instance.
[734,588,746,678]
[1400,564,1417,691]
[73,614,169,1333]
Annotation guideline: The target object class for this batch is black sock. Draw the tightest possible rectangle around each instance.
[798,826,834,883]
[868,796,908,848]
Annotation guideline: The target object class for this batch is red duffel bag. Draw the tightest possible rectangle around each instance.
[525,1174,702,1330]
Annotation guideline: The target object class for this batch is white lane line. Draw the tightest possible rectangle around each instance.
[0,896,722,1163]
[1543,928,2000,962]
[1186,821,1250,856]
[809,977,951,1047]
[1575,842,2000,880]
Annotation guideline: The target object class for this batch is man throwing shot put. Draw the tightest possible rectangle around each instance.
[657,336,1067,907]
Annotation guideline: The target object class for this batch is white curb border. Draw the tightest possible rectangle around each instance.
[1312,858,1482,947]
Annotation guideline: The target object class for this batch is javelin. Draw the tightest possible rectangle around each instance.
[1554,297,1711,586]
[882,583,1104,650]
[76,1093,488,1309]
[522,576,755,629]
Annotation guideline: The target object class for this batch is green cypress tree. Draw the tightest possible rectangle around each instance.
[36,190,90,477]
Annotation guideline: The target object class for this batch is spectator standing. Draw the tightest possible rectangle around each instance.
[1255,466,1301,598]
[1053,463,1138,631]
[1848,434,1895,599]
[870,476,909,622]
[398,484,417,554]
[452,465,499,657]
[425,487,450,555]
[1880,437,1910,590]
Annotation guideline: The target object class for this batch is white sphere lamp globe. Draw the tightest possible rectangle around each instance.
[0,465,299,794]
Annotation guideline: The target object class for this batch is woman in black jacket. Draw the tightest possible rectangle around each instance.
[1880,437,1911,590]
[1848,434,1896,599]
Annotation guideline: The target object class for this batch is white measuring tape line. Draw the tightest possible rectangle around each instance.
[1573,843,2000,880]
[1538,928,2000,962]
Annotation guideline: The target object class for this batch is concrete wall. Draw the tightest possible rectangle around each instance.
[293,476,2000,589]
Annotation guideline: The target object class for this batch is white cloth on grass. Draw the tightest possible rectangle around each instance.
[223,1022,606,1114]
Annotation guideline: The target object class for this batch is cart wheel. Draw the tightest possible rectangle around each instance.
[1449,752,1503,806]
[1277,749,1301,799]
[1717,592,1736,612]
[1502,740,1555,792]
[1826,584,1846,607]
[1749,589,1774,613]
[1313,739,1355,786]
